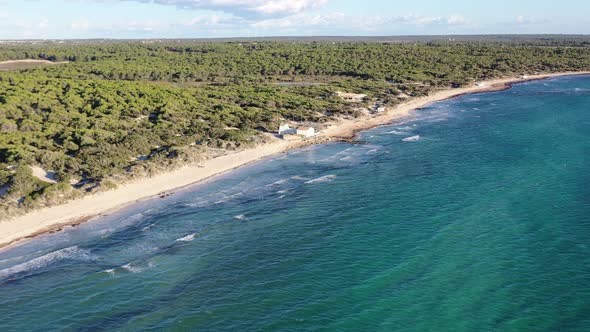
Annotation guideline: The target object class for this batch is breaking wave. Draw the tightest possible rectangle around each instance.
[266,179,288,187]
[387,130,410,135]
[305,175,337,184]
[175,233,199,242]
[103,260,155,275]
[0,246,96,280]
[402,135,421,142]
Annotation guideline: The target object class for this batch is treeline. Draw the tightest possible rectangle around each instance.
[0,40,589,215]
[0,70,353,215]
[2,42,590,86]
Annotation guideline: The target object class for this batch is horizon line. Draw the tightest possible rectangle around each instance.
[1,33,590,42]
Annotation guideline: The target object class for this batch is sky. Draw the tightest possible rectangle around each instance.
[0,0,588,39]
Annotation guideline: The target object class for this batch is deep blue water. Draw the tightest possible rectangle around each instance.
[1,76,589,331]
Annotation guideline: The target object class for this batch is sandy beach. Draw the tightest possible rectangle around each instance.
[0,59,69,71]
[0,59,68,65]
[1,71,589,249]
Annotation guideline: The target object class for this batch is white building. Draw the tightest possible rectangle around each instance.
[297,127,316,138]
[475,82,486,87]
[278,123,296,135]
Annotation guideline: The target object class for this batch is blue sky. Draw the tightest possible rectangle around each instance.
[0,0,588,39]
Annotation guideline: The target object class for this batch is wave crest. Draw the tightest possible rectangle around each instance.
[175,233,199,242]
[305,175,337,184]
[0,246,95,280]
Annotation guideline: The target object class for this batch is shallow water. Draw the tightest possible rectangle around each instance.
[1,76,589,331]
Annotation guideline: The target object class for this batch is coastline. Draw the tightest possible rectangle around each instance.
[1,71,589,249]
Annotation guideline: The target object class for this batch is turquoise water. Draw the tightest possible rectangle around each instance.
[1,76,590,331]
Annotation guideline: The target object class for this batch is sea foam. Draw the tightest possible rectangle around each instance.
[175,233,199,242]
[107,260,155,274]
[402,135,421,142]
[387,130,409,135]
[305,175,337,184]
[0,246,95,280]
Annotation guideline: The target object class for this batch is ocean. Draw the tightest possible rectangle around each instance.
[1,75,589,331]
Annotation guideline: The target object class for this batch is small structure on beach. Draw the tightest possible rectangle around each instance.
[475,82,486,87]
[278,123,296,136]
[278,123,316,139]
[520,75,529,79]
[297,127,316,138]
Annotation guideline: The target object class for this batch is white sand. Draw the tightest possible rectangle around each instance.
[30,166,58,184]
[1,71,589,248]
[0,59,68,65]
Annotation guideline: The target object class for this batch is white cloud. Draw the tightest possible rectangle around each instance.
[388,14,469,26]
[514,15,549,25]
[447,14,467,25]
[12,18,50,31]
[82,1,470,36]
[126,0,328,18]
[94,20,172,33]
[515,15,531,24]
[71,20,91,31]
[252,12,343,28]
[37,18,49,29]
[250,12,472,34]
[186,14,244,27]
[2,18,52,38]
[68,19,173,36]
[128,21,167,31]
[253,0,327,15]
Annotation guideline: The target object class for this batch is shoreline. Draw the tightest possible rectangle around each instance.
[1,71,589,250]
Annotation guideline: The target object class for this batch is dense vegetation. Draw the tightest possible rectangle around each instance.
[1,39,590,216]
